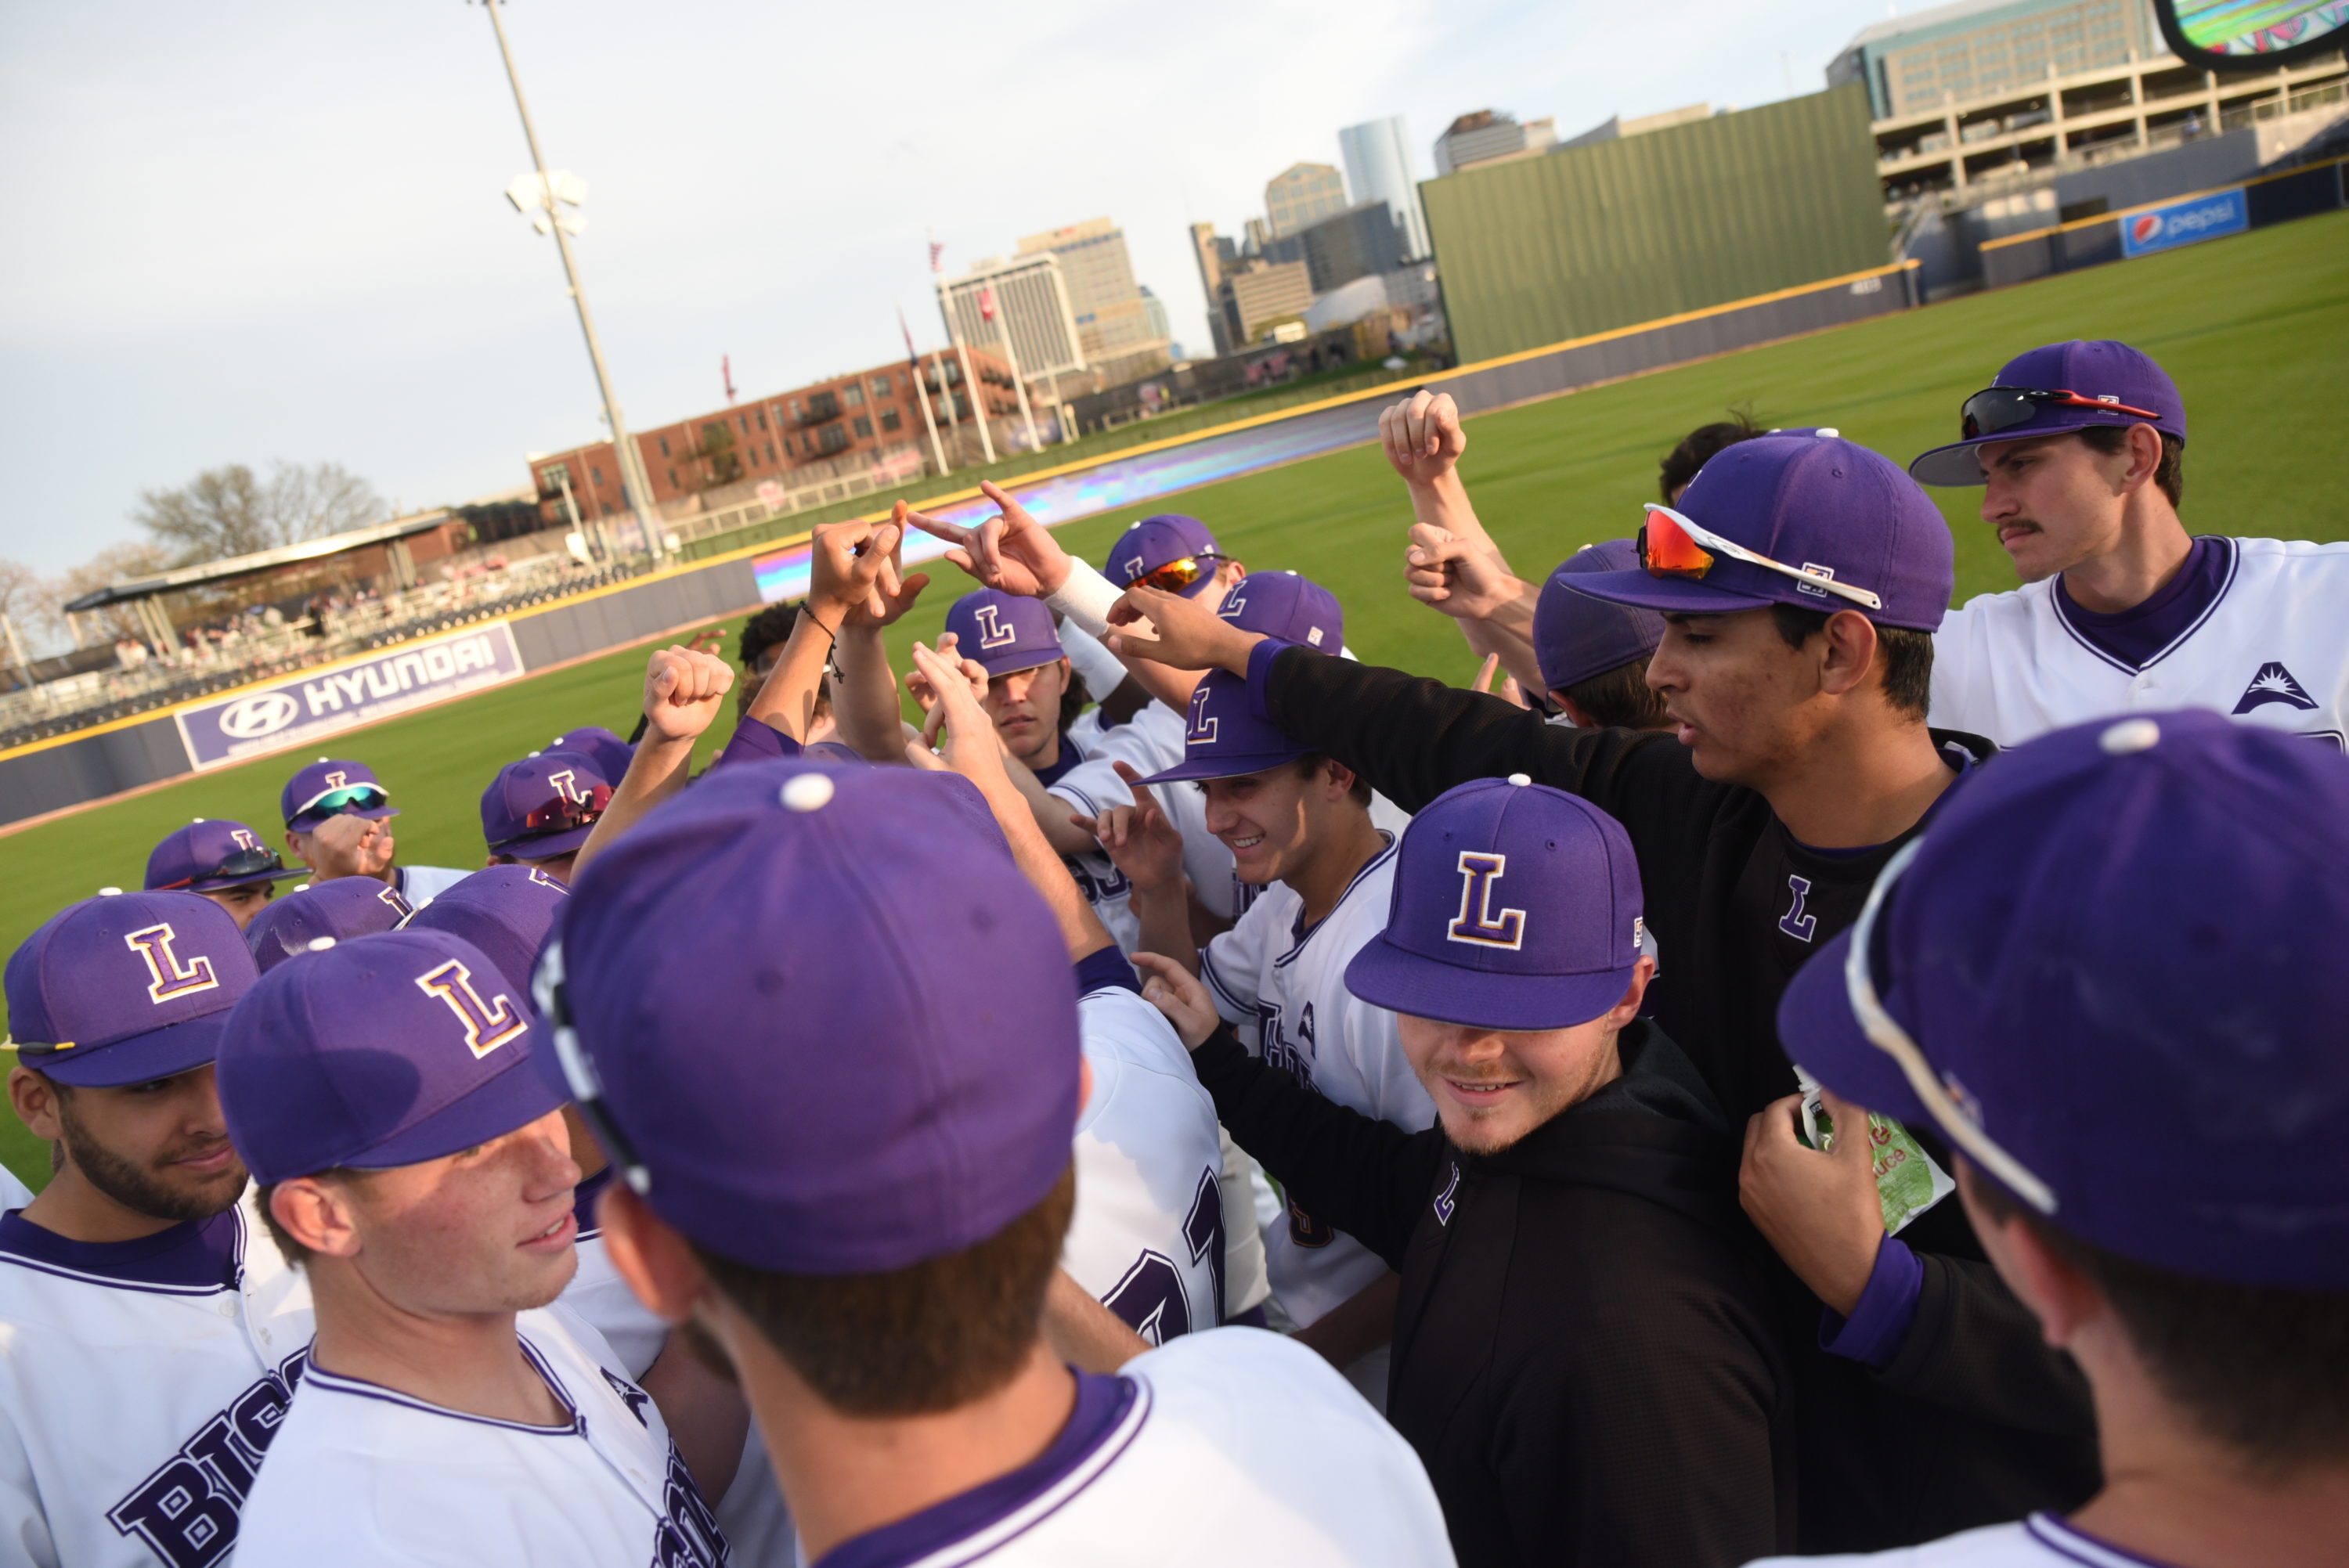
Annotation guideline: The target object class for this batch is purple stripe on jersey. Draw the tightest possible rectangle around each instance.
[301,1336,585,1436]
[1030,732,1085,790]
[1276,834,1396,963]
[815,1372,1139,1568]
[0,1206,240,1291]
[1073,946,1142,997]
[2023,1511,2188,1568]
[2053,535,2235,674]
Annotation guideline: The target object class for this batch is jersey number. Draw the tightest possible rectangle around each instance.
[1101,1168,1226,1343]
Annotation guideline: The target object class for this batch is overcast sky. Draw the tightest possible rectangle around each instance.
[0,0,1902,579]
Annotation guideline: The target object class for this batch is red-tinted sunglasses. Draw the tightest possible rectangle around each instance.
[521,784,612,835]
[1131,553,1225,594]
[1960,387,2165,442]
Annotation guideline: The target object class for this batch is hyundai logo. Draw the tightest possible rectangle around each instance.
[217,691,299,740]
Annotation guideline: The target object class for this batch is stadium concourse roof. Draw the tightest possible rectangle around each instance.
[61,510,458,613]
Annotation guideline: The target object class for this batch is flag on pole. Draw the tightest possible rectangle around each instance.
[979,284,997,323]
[899,307,921,369]
[928,238,946,273]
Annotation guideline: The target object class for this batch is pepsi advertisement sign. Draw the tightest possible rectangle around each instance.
[174,620,525,770]
[2120,188,2248,258]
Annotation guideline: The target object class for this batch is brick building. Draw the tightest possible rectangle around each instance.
[527,348,1018,528]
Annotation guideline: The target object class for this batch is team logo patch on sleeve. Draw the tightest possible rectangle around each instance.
[2232,661,2318,714]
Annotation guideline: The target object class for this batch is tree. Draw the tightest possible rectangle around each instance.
[133,461,383,565]
[39,541,176,650]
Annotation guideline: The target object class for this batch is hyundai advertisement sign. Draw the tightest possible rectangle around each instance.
[175,621,525,770]
[2120,188,2248,258]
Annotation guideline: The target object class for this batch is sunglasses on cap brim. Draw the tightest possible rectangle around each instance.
[1959,387,2166,442]
[157,845,289,888]
[1130,553,1225,594]
[532,939,651,1195]
[290,783,391,821]
[518,784,612,836]
[1639,506,1884,612]
[1837,837,2058,1216]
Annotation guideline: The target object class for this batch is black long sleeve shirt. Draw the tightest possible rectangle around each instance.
[1199,1018,1795,1568]
[1249,643,2102,1549]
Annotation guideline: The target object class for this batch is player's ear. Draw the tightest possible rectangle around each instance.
[274,1175,362,1260]
[7,1066,65,1142]
[1955,1162,2105,1352]
[596,1181,711,1326]
[1816,610,1881,700]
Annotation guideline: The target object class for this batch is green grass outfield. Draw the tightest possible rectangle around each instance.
[4,208,2344,1189]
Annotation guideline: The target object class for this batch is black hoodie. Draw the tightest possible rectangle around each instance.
[1194,1017,1795,1568]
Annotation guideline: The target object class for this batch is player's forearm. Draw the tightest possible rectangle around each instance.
[975,772,1113,961]
[574,733,694,878]
[1407,472,1511,575]
[1043,1270,1149,1372]
[745,609,839,741]
[1130,880,1198,977]
[999,754,1100,858]
[827,623,907,762]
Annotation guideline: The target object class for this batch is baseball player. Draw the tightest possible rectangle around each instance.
[540,755,1456,1567]
[1114,670,1432,1400]
[1755,710,2349,1566]
[908,641,1229,1345]
[142,819,303,932]
[1,890,316,1568]
[936,587,1142,948]
[244,875,413,973]
[1916,339,2349,748]
[1531,542,1672,730]
[216,927,729,1567]
[478,752,612,882]
[277,758,467,906]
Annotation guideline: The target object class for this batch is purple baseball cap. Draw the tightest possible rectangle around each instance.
[281,758,399,830]
[1534,541,1665,695]
[1136,669,1308,786]
[5,891,257,1087]
[944,588,1065,681]
[217,927,565,1186]
[1910,340,2187,487]
[1105,514,1222,595]
[145,819,301,894]
[247,877,416,973]
[542,759,1080,1275]
[1219,571,1342,651]
[550,726,636,786]
[402,864,570,993]
[482,752,611,860]
[1778,711,2349,1290]
[1568,431,1955,633]
[1347,777,1644,1031]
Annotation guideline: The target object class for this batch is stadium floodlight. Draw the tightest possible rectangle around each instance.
[474,1,664,562]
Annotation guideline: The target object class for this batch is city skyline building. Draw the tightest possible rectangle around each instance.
[1339,114,1433,260]
[937,251,1087,388]
[1434,109,1558,175]
[1015,217,1170,381]
[1264,162,1350,239]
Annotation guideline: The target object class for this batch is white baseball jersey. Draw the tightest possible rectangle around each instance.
[1062,984,1228,1343]
[0,1168,31,1210]
[392,865,471,907]
[1033,730,1140,953]
[1744,1510,2140,1566]
[561,1170,669,1381]
[809,1328,1453,1567]
[0,1188,316,1568]
[233,1302,727,1568]
[1198,835,1435,1328]
[1932,537,2349,749]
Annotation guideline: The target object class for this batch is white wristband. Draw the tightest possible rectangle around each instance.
[1057,619,1130,701]
[1044,559,1125,639]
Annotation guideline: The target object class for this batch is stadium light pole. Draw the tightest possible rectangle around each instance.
[475,0,666,564]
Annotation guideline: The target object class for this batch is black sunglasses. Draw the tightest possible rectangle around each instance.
[1960,386,2165,442]
[157,845,287,889]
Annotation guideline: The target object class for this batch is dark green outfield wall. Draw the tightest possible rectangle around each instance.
[1424,85,1889,362]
